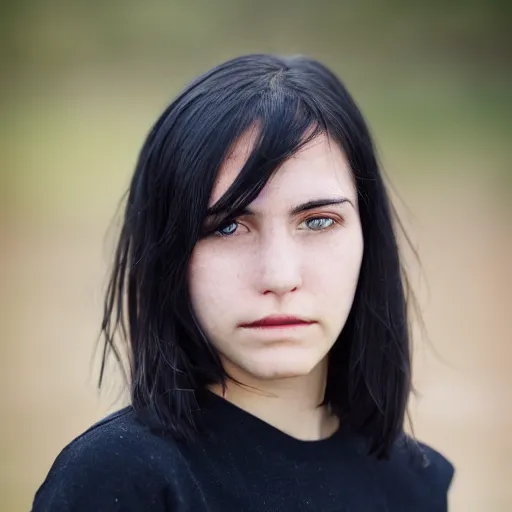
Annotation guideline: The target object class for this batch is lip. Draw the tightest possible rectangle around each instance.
[240,315,316,329]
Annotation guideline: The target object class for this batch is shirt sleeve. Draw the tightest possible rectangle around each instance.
[31,431,173,512]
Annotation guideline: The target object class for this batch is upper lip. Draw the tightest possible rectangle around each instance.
[240,315,315,327]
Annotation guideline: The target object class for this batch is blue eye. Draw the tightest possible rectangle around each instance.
[216,221,238,236]
[304,217,335,230]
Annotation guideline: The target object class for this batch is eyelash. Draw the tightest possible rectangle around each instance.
[213,216,339,237]
[301,217,335,231]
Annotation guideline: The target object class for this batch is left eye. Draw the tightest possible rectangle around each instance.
[301,217,335,230]
[215,221,239,236]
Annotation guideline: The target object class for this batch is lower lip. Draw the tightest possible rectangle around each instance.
[242,322,315,330]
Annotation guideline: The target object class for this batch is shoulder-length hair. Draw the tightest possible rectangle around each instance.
[100,54,414,459]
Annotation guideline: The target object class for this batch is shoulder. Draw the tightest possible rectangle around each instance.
[383,434,455,509]
[40,406,182,474]
[32,407,188,511]
[412,439,455,493]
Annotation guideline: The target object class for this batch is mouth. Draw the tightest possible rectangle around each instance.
[240,316,316,329]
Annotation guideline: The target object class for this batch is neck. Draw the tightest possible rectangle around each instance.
[208,357,339,441]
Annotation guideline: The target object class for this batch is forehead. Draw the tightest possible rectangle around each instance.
[210,130,356,209]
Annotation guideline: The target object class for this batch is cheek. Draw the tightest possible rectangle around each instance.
[304,228,363,296]
[188,243,245,324]
[189,248,218,314]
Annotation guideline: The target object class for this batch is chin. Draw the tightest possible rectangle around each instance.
[255,369,311,380]
[244,352,322,380]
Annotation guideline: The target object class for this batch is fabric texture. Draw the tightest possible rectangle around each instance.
[32,391,454,511]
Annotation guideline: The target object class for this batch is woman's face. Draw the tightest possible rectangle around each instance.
[188,132,364,381]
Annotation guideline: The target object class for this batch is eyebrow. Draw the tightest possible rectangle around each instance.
[205,196,353,223]
[239,196,354,216]
[288,197,353,215]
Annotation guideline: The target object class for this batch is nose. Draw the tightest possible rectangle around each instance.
[257,231,302,296]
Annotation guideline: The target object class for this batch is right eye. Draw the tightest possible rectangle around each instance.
[215,221,239,237]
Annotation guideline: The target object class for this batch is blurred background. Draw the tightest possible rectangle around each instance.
[1,1,510,510]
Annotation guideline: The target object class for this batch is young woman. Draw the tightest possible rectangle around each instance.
[33,54,454,511]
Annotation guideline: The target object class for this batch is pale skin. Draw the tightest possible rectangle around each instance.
[188,130,364,441]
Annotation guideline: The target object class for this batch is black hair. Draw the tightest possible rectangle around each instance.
[99,54,415,459]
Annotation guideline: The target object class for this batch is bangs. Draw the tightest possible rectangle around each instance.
[204,90,326,231]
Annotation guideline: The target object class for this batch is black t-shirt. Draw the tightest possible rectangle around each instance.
[32,391,454,511]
